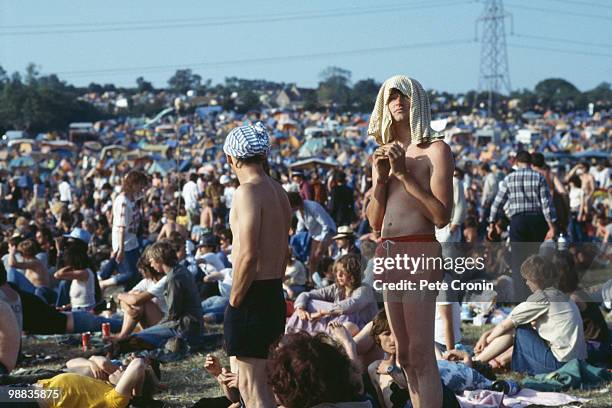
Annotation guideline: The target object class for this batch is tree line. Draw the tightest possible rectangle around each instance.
[0,63,610,135]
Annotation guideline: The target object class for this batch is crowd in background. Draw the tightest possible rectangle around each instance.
[0,103,610,407]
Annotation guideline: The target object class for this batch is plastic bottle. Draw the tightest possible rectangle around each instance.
[557,233,568,251]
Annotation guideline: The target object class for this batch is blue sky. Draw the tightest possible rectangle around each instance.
[0,0,610,93]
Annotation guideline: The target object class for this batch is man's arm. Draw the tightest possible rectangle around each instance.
[538,175,556,239]
[230,186,262,307]
[366,148,390,231]
[488,180,508,224]
[118,291,154,306]
[389,142,453,228]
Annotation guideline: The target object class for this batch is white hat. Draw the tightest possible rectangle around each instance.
[332,226,356,240]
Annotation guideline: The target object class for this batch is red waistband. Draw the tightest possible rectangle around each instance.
[380,234,437,243]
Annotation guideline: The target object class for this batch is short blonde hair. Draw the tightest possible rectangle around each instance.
[520,255,558,289]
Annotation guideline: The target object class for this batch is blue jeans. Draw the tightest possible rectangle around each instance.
[132,324,179,348]
[511,325,563,375]
[7,268,56,304]
[7,268,36,294]
[99,248,141,290]
[71,311,123,334]
[202,296,229,323]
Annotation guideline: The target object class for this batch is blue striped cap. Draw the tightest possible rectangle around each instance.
[223,122,270,159]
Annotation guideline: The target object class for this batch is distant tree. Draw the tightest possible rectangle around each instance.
[136,76,154,93]
[584,82,611,108]
[317,66,352,109]
[534,78,581,110]
[168,69,202,94]
[351,78,380,113]
[87,82,104,93]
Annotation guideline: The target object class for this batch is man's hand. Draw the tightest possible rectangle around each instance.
[386,143,408,177]
[449,224,458,234]
[373,146,391,183]
[309,310,328,321]
[89,361,109,380]
[218,368,238,389]
[296,308,310,321]
[544,225,556,241]
[443,349,469,363]
[474,335,488,354]
[204,354,222,377]
[115,250,125,264]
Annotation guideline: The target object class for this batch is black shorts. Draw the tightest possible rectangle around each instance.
[224,279,285,359]
[0,362,8,376]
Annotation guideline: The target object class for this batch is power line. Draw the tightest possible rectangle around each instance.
[0,1,464,30]
[0,1,470,36]
[54,38,476,79]
[505,2,612,20]
[523,0,612,10]
[513,33,612,49]
[507,43,612,58]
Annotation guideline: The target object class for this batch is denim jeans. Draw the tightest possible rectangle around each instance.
[98,248,141,290]
[202,296,229,323]
[511,325,563,375]
[7,268,36,294]
[71,311,123,334]
[132,324,179,348]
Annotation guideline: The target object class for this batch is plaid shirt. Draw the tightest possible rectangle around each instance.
[489,167,556,224]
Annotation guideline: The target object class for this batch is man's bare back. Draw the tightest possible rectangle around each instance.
[230,176,291,282]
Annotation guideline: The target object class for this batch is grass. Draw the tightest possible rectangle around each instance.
[17,322,611,407]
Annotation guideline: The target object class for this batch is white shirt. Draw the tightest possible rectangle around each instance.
[569,187,584,212]
[590,167,610,189]
[509,287,587,362]
[132,276,168,315]
[59,181,72,202]
[195,252,225,274]
[69,269,96,310]
[434,302,462,346]
[295,200,337,242]
[223,186,236,209]
[182,181,199,212]
[111,193,139,252]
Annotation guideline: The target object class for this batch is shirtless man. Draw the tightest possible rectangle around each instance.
[366,76,453,408]
[223,123,292,408]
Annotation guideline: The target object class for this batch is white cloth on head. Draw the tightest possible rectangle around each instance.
[367,75,444,145]
[223,122,270,159]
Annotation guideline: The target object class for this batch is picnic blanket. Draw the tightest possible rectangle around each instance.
[521,359,612,392]
[457,388,589,408]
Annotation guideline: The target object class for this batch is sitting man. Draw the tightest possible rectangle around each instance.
[114,246,167,340]
[473,255,587,374]
[123,241,205,352]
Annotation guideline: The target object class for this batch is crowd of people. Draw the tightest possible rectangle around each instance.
[0,73,610,408]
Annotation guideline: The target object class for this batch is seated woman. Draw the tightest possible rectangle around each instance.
[54,240,100,311]
[268,332,372,408]
[286,254,378,336]
[473,255,587,375]
[8,239,54,303]
[114,246,167,340]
